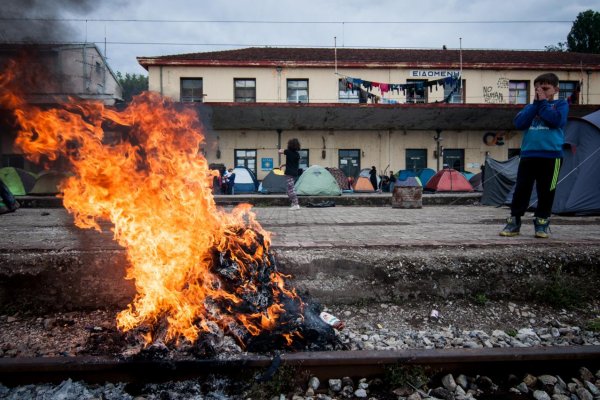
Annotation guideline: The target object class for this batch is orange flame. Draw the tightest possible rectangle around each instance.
[0,62,302,347]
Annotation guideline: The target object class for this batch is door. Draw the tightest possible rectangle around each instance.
[339,149,360,178]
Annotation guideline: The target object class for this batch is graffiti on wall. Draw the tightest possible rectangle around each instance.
[483,86,504,103]
[482,76,509,103]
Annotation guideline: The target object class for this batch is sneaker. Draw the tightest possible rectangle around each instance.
[534,217,550,238]
[499,216,521,237]
[289,204,300,211]
[8,200,20,212]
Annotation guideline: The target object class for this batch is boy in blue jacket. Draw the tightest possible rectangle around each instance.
[500,73,568,238]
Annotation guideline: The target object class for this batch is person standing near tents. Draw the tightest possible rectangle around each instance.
[389,171,397,192]
[0,179,20,215]
[278,138,301,210]
[369,166,378,192]
[225,168,236,195]
[500,73,568,238]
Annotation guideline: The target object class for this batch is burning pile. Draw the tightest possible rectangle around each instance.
[0,62,336,352]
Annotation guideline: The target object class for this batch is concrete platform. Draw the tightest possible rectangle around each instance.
[1,202,599,312]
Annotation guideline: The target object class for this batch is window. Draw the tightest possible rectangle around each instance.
[234,149,257,176]
[443,149,465,171]
[405,149,427,171]
[339,79,359,103]
[298,149,309,172]
[406,79,427,103]
[234,78,256,102]
[339,149,360,179]
[559,81,578,103]
[445,79,465,103]
[287,79,308,103]
[181,78,203,102]
[509,81,528,104]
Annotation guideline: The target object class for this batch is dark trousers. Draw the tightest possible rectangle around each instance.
[0,180,16,208]
[511,157,561,219]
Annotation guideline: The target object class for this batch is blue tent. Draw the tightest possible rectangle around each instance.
[417,168,436,186]
[232,166,258,193]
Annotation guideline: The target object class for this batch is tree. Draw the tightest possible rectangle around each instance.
[116,72,148,102]
[566,9,600,53]
[544,42,567,52]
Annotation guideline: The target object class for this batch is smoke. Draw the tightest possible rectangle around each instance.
[0,0,98,43]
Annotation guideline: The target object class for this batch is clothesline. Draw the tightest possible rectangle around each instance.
[335,72,462,104]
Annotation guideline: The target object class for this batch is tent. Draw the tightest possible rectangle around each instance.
[232,166,258,194]
[480,157,538,207]
[552,110,600,215]
[353,176,374,192]
[480,157,519,206]
[325,167,349,190]
[0,167,36,195]
[259,168,288,194]
[29,171,70,195]
[424,168,473,193]
[396,176,422,187]
[469,172,483,192]
[417,168,436,186]
[295,165,342,196]
[353,168,379,192]
[398,170,417,181]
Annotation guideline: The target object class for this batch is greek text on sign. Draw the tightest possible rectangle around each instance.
[410,70,460,78]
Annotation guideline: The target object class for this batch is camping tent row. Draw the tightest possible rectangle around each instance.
[481,109,600,215]
[256,165,477,195]
[0,167,69,199]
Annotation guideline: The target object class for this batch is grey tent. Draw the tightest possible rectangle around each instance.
[552,110,600,215]
[481,156,538,207]
[259,168,288,193]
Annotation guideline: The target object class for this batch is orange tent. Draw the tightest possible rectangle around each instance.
[424,168,473,192]
[353,176,375,192]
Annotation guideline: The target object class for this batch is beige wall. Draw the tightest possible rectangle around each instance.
[149,65,600,105]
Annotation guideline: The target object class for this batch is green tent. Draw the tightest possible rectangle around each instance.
[29,171,69,195]
[295,165,342,196]
[0,167,37,196]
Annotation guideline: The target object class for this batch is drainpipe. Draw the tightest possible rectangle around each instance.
[586,71,591,105]
[159,66,164,96]
[277,129,282,166]
[276,66,282,102]
[434,129,443,171]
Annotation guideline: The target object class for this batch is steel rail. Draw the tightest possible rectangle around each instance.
[1,346,599,386]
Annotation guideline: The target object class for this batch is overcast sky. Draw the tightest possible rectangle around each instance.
[8,0,600,75]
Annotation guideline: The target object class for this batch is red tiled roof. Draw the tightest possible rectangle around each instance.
[137,47,600,70]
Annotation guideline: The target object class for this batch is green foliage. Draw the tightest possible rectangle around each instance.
[384,364,429,389]
[567,10,600,53]
[116,71,148,102]
[473,293,489,306]
[585,318,600,332]
[544,42,568,52]
[506,328,517,337]
[246,365,300,398]
[532,276,584,310]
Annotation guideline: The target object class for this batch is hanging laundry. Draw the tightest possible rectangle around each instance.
[379,83,389,94]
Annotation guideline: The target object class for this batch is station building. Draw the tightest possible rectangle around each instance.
[138,47,600,179]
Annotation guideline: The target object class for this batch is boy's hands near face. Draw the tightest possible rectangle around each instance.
[535,85,546,101]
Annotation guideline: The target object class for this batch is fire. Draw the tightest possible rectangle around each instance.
[0,62,305,349]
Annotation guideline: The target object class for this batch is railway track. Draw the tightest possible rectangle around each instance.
[1,346,599,387]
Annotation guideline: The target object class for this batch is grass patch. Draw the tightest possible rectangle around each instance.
[585,318,600,332]
[246,365,302,399]
[533,279,584,309]
[384,365,429,389]
[473,293,489,306]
